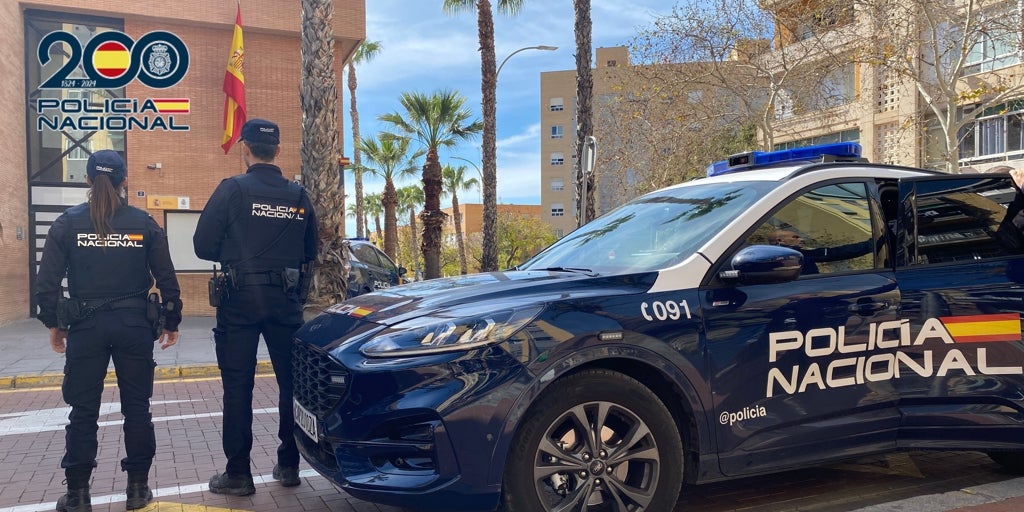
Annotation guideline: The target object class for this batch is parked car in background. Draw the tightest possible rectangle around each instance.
[293,144,1024,511]
[343,238,405,299]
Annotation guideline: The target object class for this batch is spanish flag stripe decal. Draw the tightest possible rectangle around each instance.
[153,99,190,114]
[127,234,143,241]
[940,314,1021,343]
[351,307,372,318]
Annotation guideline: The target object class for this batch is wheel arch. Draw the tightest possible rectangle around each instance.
[487,348,709,487]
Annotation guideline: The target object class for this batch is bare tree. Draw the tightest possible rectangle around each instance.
[631,0,852,151]
[858,0,1024,172]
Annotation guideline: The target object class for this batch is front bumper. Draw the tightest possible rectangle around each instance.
[292,340,527,511]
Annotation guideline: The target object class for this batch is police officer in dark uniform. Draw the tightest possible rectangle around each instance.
[35,150,183,512]
[194,118,318,495]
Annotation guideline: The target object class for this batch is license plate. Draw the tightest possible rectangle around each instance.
[294,400,318,443]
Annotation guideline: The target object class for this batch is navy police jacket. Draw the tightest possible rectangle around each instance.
[193,163,318,273]
[35,202,182,330]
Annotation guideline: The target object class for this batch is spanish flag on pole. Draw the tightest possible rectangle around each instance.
[221,3,246,153]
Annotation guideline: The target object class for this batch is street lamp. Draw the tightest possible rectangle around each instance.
[481,44,558,272]
[451,155,483,202]
[496,45,558,79]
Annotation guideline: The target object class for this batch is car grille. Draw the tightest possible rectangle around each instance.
[292,340,348,416]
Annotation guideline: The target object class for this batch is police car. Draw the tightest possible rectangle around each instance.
[343,238,406,298]
[292,143,1024,512]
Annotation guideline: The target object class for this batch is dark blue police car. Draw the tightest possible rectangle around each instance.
[292,143,1024,511]
[343,238,406,298]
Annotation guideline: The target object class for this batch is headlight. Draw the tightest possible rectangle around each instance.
[360,305,543,357]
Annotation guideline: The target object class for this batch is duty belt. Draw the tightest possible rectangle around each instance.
[235,271,284,287]
[77,296,149,311]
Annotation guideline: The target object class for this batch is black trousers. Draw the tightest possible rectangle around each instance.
[213,285,302,477]
[62,307,156,473]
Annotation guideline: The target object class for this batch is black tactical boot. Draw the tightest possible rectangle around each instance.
[56,467,91,512]
[125,471,153,510]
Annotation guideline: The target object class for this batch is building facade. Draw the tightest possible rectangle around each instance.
[1,0,365,325]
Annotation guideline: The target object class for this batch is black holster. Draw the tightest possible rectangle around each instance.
[56,295,70,331]
[146,293,164,339]
[208,265,232,307]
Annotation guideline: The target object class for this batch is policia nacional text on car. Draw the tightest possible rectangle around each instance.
[35,150,183,512]
[193,118,318,495]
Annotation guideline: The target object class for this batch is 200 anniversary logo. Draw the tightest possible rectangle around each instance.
[36,29,190,132]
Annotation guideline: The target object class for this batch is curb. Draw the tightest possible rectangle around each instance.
[3,360,276,389]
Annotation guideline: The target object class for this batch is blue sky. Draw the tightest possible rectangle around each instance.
[342,0,673,231]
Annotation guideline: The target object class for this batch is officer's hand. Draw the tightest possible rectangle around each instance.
[158,329,180,350]
[49,327,67,354]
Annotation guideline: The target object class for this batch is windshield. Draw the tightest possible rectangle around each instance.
[520,181,777,274]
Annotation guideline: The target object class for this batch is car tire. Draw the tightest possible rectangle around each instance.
[988,452,1024,473]
[501,369,684,512]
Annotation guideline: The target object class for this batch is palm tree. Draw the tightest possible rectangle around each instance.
[363,192,384,244]
[348,41,383,239]
[442,164,478,274]
[300,0,347,309]
[574,0,595,226]
[442,0,525,273]
[358,135,422,260]
[379,90,482,279]
[397,185,424,280]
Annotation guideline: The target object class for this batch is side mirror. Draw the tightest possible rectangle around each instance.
[398,266,408,277]
[720,245,802,285]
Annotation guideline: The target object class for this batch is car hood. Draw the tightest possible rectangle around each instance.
[325,269,658,326]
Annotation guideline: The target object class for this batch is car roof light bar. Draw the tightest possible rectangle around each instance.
[706,142,864,177]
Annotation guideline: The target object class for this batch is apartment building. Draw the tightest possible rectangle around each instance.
[1,0,365,324]
[765,0,1024,173]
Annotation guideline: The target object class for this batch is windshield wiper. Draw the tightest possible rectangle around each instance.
[541,267,598,276]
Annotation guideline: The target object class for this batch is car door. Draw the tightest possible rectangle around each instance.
[702,180,902,476]
[892,175,1024,445]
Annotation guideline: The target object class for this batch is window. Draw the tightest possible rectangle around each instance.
[549,98,564,111]
[551,125,564,139]
[747,183,874,276]
[965,6,1022,74]
[906,177,1020,264]
[958,102,1024,164]
[550,178,564,191]
[550,153,564,166]
[551,203,565,217]
[774,129,860,151]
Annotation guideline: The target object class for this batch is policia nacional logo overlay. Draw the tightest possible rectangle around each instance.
[36,30,190,132]
[77,233,144,248]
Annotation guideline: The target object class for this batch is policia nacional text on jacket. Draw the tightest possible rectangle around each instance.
[35,149,183,512]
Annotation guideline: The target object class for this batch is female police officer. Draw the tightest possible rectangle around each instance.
[35,150,183,512]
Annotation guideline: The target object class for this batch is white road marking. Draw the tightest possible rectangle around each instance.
[0,469,322,512]
[0,401,276,436]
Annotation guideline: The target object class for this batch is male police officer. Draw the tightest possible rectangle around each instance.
[194,118,318,494]
[36,149,182,512]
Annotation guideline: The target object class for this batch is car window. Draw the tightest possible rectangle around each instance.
[372,246,398,274]
[747,182,874,276]
[351,243,382,267]
[901,176,1020,265]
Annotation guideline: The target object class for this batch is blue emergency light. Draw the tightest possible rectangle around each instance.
[706,142,863,177]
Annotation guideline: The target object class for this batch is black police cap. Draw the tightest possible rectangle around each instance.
[240,118,280,146]
[86,150,127,185]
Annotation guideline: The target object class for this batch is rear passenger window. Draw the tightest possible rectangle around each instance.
[903,177,1021,265]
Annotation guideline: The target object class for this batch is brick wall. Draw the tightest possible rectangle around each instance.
[0,1,29,326]
[1,1,365,324]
